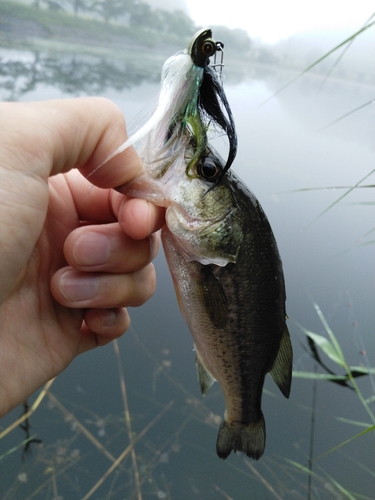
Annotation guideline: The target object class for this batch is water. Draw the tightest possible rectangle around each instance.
[0,42,374,499]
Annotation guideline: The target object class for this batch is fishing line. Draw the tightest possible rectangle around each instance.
[307,363,318,500]
[211,41,225,84]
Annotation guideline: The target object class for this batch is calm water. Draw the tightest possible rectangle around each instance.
[0,45,374,499]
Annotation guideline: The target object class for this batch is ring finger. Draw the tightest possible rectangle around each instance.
[51,263,156,309]
[64,223,159,274]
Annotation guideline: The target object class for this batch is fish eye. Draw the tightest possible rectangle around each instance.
[196,155,222,182]
[201,39,216,58]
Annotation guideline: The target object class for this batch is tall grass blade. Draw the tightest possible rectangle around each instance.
[320,469,357,500]
[0,435,39,461]
[113,339,142,500]
[285,458,360,499]
[213,484,234,500]
[314,425,375,460]
[258,20,375,107]
[244,460,284,500]
[293,371,352,381]
[0,378,55,441]
[82,400,173,500]
[46,390,120,465]
[317,13,375,92]
[286,184,375,193]
[296,326,345,367]
[313,301,346,362]
[311,302,375,423]
[308,169,375,224]
[335,417,373,428]
[25,447,82,500]
[319,99,375,131]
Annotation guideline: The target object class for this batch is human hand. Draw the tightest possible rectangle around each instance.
[0,97,164,417]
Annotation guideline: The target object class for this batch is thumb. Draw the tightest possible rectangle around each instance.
[1,97,142,184]
[0,97,140,304]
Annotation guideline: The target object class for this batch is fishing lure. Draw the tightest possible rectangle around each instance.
[103,28,237,183]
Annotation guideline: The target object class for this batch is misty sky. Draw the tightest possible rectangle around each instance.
[185,0,374,43]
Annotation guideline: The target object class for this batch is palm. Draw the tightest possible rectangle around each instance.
[0,173,91,409]
[0,97,162,417]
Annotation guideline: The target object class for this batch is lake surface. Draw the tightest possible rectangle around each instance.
[0,43,374,500]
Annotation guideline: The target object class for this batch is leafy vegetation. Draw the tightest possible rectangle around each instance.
[0,0,196,48]
[292,302,375,499]
[0,0,256,66]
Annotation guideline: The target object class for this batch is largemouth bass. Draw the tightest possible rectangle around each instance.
[114,29,293,460]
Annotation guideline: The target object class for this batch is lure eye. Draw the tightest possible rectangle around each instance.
[201,39,216,58]
[196,155,222,182]
[189,28,215,67]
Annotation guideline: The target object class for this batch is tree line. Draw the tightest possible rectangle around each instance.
[32,0,196,36]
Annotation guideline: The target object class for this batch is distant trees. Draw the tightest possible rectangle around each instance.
[29,0,249,50]
[31,0,196,36]
[70,0,89,15]
[91,0,132,23]
[128,1,153,27]
[33,0,89,14]
[210,26,252,53]
[155,9,195,37]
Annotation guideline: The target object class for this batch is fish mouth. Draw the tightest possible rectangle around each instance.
[115,169,171,207]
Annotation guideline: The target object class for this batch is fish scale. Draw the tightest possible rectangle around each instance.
[115,28,293,460]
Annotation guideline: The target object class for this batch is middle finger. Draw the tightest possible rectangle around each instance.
[64,223,159,273]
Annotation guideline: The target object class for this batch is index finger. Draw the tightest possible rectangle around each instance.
[3,97,142,188]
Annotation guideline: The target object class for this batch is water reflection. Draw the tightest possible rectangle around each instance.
[0,49,162,100]
[0,46,293,102]
[0,40,374,500]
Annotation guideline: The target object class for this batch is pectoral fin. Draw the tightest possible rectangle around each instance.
[197,266,229,328]
[269,324,293,398]
[195,346,216,396]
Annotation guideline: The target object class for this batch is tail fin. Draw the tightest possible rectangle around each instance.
[216,415,266,460]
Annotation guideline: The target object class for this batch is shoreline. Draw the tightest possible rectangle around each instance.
[0,2,372,87]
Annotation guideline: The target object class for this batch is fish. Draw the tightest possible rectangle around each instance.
[113,28,293,460]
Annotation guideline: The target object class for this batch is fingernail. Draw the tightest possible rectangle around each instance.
[74,233,110,266]
[100,309,117,327]
[60,270,98,302]
[149,232,160,260]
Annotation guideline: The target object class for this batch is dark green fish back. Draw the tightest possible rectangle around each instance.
[198,171,292,459]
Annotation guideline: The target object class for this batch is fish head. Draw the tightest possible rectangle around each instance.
[117,139,243,267]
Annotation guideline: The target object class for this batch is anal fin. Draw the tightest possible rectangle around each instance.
[269,323,293,398]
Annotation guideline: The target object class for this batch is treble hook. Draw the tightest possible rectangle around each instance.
[211,41,225,82]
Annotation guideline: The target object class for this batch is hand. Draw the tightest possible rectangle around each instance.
[0,97,165,417]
